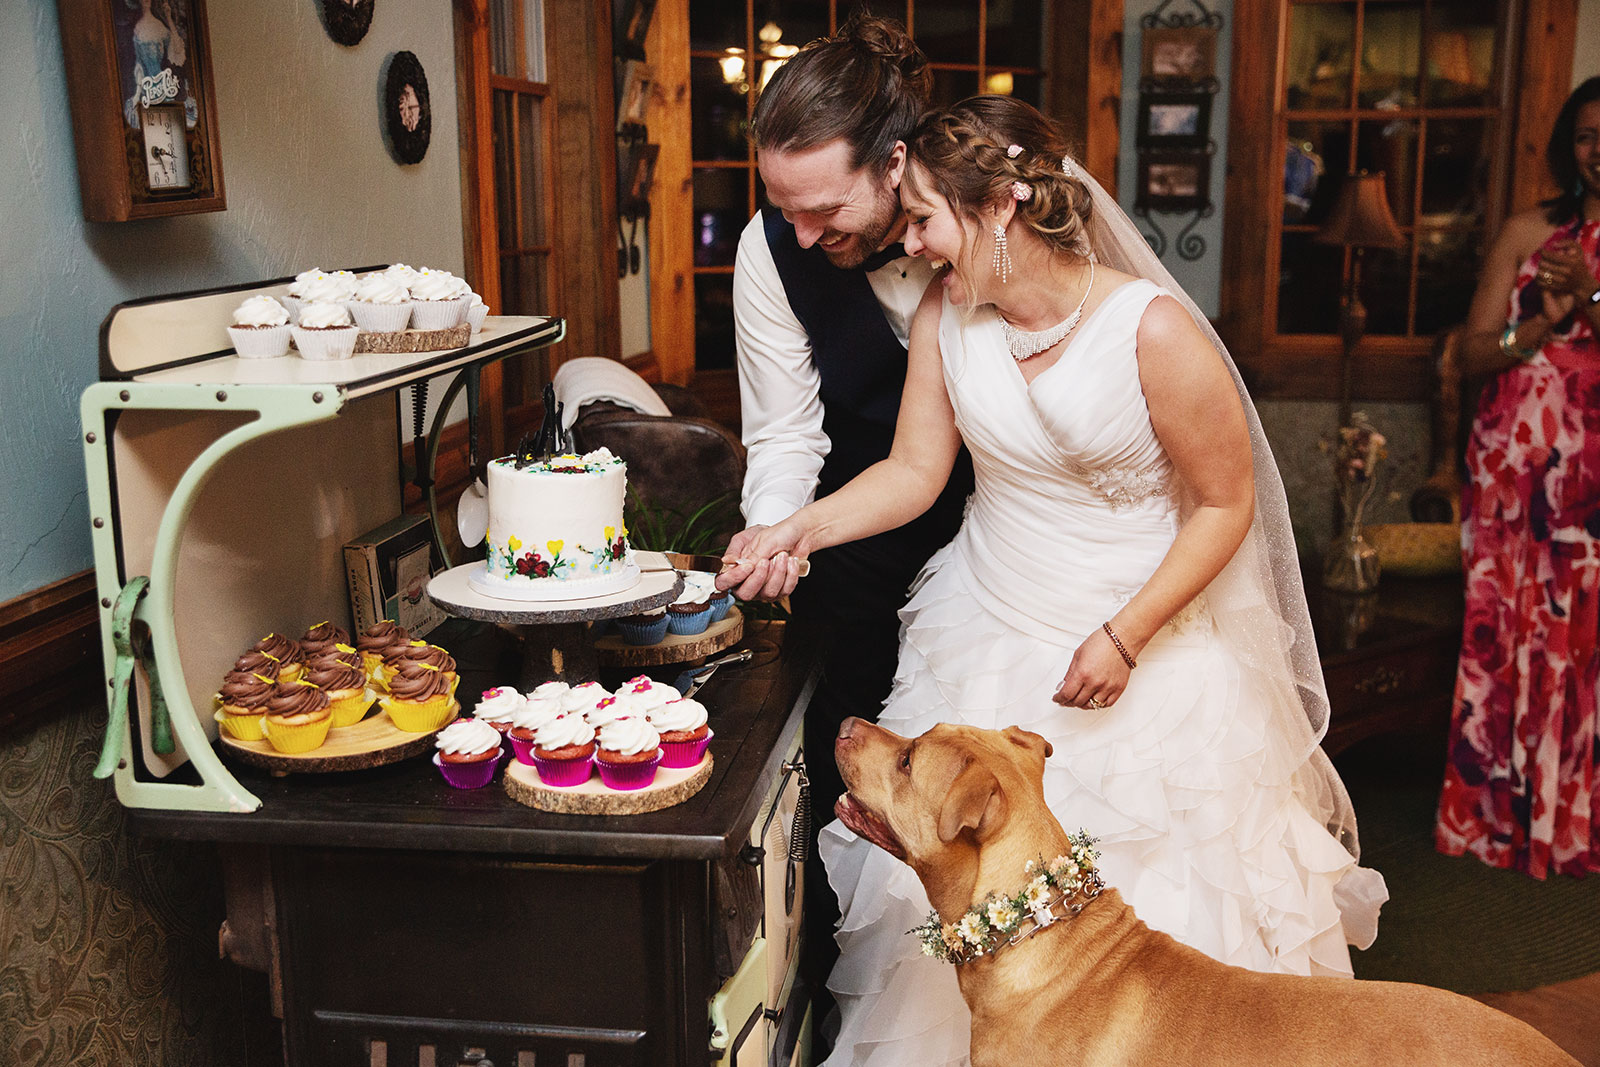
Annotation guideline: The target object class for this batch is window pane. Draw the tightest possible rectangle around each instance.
[521,0,546,82]
[1361,244,1412,335]
[997,71,1043,109]
[930,67,979,109]
[517,94,546,248]
[691,0,745,52]
[986,0,1045,69]
[1285,121,1350,225]
[694,167,747,267]
[490,0,516,77]
[753,1,830,54]
[692,57,751,161]
[696,274,737,370]
[915,0,982,66]
[1355,118,1417,226]
[1357,2,1421,109]
[1416,227,1482,335]
[1420,118,1491,225]
[1277,233,1344,334]
[492,90,517,248]
[1286,3,1355,110]
[1426,0,1497,107]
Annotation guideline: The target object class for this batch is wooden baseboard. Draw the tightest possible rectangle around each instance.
[0,571,102,738]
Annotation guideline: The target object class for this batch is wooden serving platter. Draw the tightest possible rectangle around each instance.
[593,608,744,667]
[353,324,470,353]
[503,755,713,814]
[217,701,459,775]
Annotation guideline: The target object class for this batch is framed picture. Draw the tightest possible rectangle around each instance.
[616,58,652,131]
[382,51,431,165]
[617,0,657,52]
[1141,26,1218,82]
[1136,91,1212,149]
[319,0,375,47]
[617,139,659,220]
[1136,152,1211,212]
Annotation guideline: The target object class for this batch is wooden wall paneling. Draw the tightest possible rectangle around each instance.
[0,572,100,739]
[648,0,696,386]
[546,0,623,372]
[1510,0,1578,213]
[1043,0,1124,197]
[1219,0,1279,375]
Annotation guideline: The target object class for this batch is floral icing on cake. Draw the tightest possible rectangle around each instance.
[484,448,631,584]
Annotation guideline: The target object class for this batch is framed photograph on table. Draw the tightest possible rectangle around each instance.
[1141,25,1218,83]
[1136,152,1211,212]
[1136,91,1212,149]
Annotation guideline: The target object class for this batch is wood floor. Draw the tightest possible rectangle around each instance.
[1476,971,1600,1065]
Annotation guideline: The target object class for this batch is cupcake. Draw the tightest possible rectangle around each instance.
[558,680,610,715]
[649,697,713,768]
[385,641,458,696]
[465,293,489,333]
[298,621,351,661]
[302,656,375,727]
[507,695,567,764]
[474,685,524,736]
[215,670,274,741]
[526,680,570,704]
[594,717,663,791]
[530,714,597,786]
[432,718,506,789]
[616,607,670,646]
[349,271,414,332]
[292,301,359,361]
[584,693,639,733]
[262,679,333,753]
[381,662,457,733]
[357,621,410,683]
[622,674,679,716]
[226,295,293,358]
[251,632,305,683]
[280,267,327,318]
[320,642,363,671]
[231,648,282,681]
[408,269,472,328]
[666,582,713,636]
[707,587,733,622]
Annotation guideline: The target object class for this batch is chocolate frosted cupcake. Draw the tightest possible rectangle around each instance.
[299,621,351,661]
[252,632,305,683]
[216,670,275,741]
[232,648,283,681]
[263,679,333,753]
[381,662,456,733]
[357,621,411,683]
[303,656,374,727]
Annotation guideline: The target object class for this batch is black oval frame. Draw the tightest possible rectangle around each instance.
[382,50,431,165]
[319,0,374,47]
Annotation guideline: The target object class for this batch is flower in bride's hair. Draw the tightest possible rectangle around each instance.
[1061,155,1078,179]
[1011,181,1033,202]
[1007,144,1023,158]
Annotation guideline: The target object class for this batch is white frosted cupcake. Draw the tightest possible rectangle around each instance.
[558,680,609,716]
[409,270,472,328]
[281,267,325,318]
[465,293,489,333]
[296,271,358,309]
[226,296,292,358]
[526,680,570,704]
[585,692,641,732]
[349,272,414,333]
[291,301,359,361]
[621,675,679,717]
[473,685,524,735]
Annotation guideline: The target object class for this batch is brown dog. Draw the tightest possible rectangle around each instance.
[833,717,1580,1067]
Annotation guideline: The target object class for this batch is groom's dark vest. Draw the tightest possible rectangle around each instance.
[761,207,973,602]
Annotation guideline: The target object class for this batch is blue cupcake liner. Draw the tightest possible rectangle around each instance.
[666,604,712,636]
[617,614,670,645]
[707,594,732,623]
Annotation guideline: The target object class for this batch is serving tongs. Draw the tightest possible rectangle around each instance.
[674,647,755,698]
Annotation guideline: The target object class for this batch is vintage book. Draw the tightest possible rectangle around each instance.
[344,515,446,637]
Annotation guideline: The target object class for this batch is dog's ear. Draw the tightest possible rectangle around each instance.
[1002,725,1053,760]
[937,761,1007,843]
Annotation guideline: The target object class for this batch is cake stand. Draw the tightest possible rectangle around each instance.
[427,552,685,688]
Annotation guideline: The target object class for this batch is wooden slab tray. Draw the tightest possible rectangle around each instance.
[593,608,744,667]
[503,754,713,814]
[353,323,470,354]
[217,701,459,775]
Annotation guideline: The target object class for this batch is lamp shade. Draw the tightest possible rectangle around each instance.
[1314,171,1406,249]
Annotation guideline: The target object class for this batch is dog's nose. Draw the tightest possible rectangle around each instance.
[837,717,865,742]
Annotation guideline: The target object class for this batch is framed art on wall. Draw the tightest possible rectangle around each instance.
[382,51,431,165]
[1136,152,1212,211]
[1136,91,1212,149]
[319,0,375,47]
[1141,25,1218,82]
[56,0,226,221]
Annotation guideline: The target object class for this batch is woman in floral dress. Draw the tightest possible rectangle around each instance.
[1435,77,1600,878]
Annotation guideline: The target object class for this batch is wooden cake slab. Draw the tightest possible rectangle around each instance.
[217,701,459,775]
[503,755,713,815]
[353,324,470,353]
[594,608,744,666]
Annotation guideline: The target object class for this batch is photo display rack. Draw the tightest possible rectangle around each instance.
[1133,0,1222,261]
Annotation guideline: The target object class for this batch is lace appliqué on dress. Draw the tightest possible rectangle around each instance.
[1109,588,1211,636]
[1086,463,1169,510]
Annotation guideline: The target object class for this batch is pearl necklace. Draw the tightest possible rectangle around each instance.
[998,260,1096,362]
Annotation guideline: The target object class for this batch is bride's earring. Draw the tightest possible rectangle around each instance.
[992,223,1013,284]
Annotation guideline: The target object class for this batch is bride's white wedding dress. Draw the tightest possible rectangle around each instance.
[818,279,1388,1067]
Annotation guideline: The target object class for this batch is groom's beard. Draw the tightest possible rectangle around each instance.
[822,189,901,270]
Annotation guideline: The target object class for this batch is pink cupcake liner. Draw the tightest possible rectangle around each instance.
[508,733,539,765]
[659,729,713,769]
[532,753,595,787]
[433,750,505,790]
[596,752,662,791]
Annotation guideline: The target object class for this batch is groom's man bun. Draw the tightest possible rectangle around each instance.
[750,12,931,174]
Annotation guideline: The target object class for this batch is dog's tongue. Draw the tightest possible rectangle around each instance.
[836,794,906,860]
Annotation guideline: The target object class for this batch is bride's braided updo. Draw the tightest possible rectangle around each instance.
[904,96,1094,264]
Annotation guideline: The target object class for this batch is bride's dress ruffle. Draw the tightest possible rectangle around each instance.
[819,549,1386,1067]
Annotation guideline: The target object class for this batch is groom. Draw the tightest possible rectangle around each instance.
[715,12,973,1040]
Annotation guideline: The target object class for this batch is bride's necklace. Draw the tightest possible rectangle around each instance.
[998,260,1096,362]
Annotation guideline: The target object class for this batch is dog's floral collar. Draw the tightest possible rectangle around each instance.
[911,830,1103,966]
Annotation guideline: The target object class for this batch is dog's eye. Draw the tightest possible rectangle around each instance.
[899,749,911,773]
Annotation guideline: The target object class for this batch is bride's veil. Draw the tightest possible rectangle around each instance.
[1072,162,1383,945]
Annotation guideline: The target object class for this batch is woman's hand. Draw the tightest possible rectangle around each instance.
[1052,628,1132,710]
[716,520,808,602]
[1537,240,1592,319]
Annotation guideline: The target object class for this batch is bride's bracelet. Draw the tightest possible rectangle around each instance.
[1102,621,1137,669]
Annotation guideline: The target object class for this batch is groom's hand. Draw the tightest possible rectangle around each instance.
[718,524,804,602]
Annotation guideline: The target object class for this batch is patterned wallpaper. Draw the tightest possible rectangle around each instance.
[0,701,278,1067]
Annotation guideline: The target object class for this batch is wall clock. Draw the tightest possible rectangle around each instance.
[56,0,225,221]
[382,51,431,165]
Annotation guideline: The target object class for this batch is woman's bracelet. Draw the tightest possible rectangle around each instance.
[1103,621,1137,669]
[1498,323,1541,363]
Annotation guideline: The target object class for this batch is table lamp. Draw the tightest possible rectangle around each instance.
[1314,171,1406,427]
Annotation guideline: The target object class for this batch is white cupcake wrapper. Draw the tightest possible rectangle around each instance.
[291,325,359,361]
[227,323,292,358]
[466,304,488,334]
[410,297,468,329]
[350,301,414,332]
[279,295,305,319]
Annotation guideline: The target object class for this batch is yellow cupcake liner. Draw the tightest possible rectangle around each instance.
[278,662,306,685]
[361,652,387,686]
[263,712,333,754]
[380,693,456,733]
[214,708,267,742]
[327,687,378,728]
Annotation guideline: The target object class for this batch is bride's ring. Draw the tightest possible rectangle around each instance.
[1087,697,1105,709]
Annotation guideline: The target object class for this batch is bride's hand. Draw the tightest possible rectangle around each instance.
[1052,629,1132,709]
[717,520,808,602]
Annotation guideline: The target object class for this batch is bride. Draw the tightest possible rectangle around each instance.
[718,95,1387,1066]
